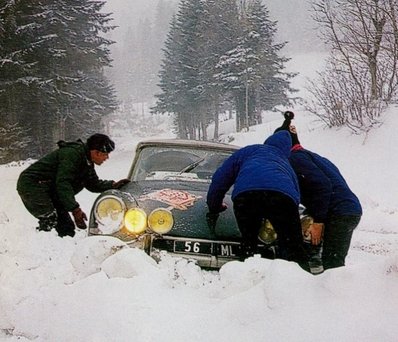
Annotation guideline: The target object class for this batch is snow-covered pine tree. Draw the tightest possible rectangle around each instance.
[216,0,296,131]
[0,0,117,159]
[154,0,297,137]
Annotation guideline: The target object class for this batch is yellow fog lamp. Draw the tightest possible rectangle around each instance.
[124,208,147,234]
[148,208,174,234]
[94,195,126,230]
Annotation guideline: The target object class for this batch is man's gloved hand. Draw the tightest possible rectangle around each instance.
[112,178,130,189]
[72,207,87,229]
[206,212,219,233]
[206,203,228,233]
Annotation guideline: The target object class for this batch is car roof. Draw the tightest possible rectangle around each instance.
[135,139,240,152]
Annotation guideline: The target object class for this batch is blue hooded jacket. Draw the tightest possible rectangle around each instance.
[207,131,300,212]
[289,148,362,222]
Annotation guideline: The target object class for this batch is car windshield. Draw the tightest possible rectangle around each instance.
[131,146,232,182]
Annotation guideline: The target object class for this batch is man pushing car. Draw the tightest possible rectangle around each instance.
[17,133,130,237]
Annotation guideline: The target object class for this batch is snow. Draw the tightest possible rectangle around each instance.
[1,52,398,341]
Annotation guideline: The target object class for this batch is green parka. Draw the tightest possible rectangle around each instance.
[17,140,114,211]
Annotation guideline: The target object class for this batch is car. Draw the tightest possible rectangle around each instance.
[88,139,301,269]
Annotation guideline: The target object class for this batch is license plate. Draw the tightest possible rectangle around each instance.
[173,240,240,257]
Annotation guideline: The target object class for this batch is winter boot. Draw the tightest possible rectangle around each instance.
[37,210,58,232]
[303,241,324,275]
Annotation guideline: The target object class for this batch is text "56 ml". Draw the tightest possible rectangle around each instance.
[180,241,237,257]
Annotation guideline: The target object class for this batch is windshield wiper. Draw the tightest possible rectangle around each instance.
[178,157,205,174]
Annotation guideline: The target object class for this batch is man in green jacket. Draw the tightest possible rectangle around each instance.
[17,133,130,237]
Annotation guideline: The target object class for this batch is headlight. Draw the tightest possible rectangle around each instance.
[258,219,277,244]
[94,195,126,234]
[148,208,174,234]
[124,208,147,234]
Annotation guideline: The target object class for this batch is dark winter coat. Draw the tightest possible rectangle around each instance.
[17,140,114,211]
[207,131,300,212]
[289,147,362,222]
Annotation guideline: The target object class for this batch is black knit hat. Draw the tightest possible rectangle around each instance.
[274,111,300,146]
[87,133,115,153]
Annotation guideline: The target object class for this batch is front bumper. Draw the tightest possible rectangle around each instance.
[124,234,276,269]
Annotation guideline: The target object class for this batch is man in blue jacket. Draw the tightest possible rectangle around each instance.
[275,111,362,271]
[207,131,308,265]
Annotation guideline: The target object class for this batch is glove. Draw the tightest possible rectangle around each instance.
[206,203,227,233]
[206,212,219,234]
[112,178,130,189]
[72,207,87,229]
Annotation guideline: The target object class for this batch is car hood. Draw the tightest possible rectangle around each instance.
[118,180,240,240]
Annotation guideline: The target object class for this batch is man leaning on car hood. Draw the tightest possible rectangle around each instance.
[17,133,130,237]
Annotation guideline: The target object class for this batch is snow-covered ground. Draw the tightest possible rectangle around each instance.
[1,53,398,341]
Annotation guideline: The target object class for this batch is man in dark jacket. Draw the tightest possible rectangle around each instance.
[275,111,362,271]
[207,131,308,265]
[17,133,130,237]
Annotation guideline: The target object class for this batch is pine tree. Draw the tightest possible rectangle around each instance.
[154,0,207,139]
[39,0,117,143]
[0,123,32,163]
[154,0,239,139]
[216,0,296,131]
[245,0,296,114]
[0,0,117,159]
[154,0,296,137]
[196,0,240,139]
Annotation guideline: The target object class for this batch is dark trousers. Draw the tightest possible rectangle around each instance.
[17,176,75,237]
[322,215,361,269]
[233,190,308,263]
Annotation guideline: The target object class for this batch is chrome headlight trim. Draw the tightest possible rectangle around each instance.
[93,195,126,234]
[148,208,174,234]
